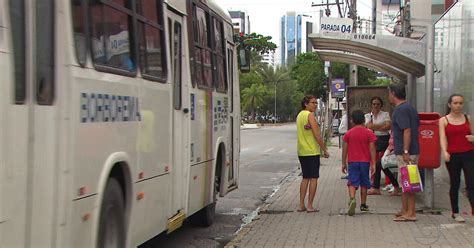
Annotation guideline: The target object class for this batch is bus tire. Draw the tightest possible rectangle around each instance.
[97,178,126,248]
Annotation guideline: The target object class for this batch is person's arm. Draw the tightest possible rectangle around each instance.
[342,141,348,173]
[308,113,329,157]
[369,141,376,175]
[439,117,451,162]
[402,128,411,163]
[466,115,474,142]
[368,112,391,131]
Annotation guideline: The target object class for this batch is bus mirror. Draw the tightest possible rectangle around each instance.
[238,48,250,73]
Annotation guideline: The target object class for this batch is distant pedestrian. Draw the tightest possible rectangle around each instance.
[296,95,329,213]
[439,94,474,222]
[365,97,394,195]
[342,110,377,216]
[388,83,420,222]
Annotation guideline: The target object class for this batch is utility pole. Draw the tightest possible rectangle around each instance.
[349,0,358,86]
[372,0,377,34]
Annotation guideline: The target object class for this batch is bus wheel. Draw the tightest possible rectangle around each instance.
[97,178,126,248]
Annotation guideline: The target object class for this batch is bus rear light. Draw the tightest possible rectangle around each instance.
[193,175,197,180]
[82,213,91,221]
[137,192,145,200]
[78,187,88,196]
[165,165,169,172]
[138,172,144,179]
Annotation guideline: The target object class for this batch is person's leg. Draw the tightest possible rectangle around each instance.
[383,167,400,195]
[461,151,474,215]
[405,192,416,219]
[347,163,359,216]
[360,162,371,205]
[349,186,357,199]
[446,155,462,215]
[299,178,309,210]
[307,178,318,210]
[368,160,382,194]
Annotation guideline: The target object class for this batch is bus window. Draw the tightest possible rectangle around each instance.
[227,48,233,112]
[71,0,87,66]
[173,22,182,110]
[213,18,226,92]
[136,0,166,80]
[89,3,135,72]
[192,4,212,89]
[9,0,26,104]
[36,0,55,105]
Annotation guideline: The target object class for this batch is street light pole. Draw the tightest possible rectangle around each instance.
[274,82,277,124]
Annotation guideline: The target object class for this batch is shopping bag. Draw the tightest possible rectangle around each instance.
[400,164,423,193]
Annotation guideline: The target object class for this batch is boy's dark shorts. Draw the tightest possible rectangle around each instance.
[298,155,320,179]
[347,162,371,188]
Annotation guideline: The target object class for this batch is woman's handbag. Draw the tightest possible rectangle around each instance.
[400,164,423,193]
[381,150,398,169]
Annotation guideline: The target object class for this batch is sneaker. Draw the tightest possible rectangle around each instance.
[383,184,394,191]
[348,199,356,216]
[452,214,465,223]
[360,204,369,212]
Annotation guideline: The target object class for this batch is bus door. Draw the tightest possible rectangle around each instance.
[168,10,189,214]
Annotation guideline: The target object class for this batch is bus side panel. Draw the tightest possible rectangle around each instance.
[129,81,173,245]
[188,89,214,215]
[130,175,170,245]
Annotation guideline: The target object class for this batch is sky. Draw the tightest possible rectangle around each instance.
[214,0,374,45]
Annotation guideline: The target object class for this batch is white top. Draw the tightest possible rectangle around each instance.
[338,113,348,134]
[364,111,390,136]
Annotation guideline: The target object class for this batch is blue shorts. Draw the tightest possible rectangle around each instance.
[347,162,371,188]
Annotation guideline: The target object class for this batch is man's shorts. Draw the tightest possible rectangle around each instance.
[298,155,320,179]
[347,162,371,188]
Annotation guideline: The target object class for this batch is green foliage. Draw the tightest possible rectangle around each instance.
[241,83,269,120]
[233,32,277,55]
[330,62,378,86]
[368,77,393,86]
[290,52,328,102]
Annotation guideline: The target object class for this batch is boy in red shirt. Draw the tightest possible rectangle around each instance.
[342,110,377,216]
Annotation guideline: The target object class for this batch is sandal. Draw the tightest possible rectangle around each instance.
[393,216,417,222]
[296,207,306,212]
[306,208,320,213]
[367,189,381,195]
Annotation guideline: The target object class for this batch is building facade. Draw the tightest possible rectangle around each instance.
[229,10,250,35]
[280,12,314,66]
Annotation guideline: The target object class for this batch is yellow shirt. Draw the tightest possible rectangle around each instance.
[296,110,321,156]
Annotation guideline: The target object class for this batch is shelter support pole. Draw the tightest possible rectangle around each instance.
[424,24,435,209]
[406,74,416,108]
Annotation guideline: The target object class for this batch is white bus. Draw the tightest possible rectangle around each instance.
[0,0,244,247]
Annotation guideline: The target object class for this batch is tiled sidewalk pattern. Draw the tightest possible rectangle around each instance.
[227,139,474,248]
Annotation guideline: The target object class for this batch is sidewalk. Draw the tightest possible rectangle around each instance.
[226,138,474,248]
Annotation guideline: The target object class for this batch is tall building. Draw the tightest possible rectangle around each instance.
[262,51,275,67]
[229,10,250,35]
[280,12,314,66]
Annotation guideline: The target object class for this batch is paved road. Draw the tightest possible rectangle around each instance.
[140,124,299,247]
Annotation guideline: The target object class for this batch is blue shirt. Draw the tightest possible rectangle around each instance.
[392,102,420,155]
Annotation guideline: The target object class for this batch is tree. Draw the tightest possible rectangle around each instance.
[234,32,277,55]
[290,52,328,101]
[330,62,377,86]
[241,83,268,121]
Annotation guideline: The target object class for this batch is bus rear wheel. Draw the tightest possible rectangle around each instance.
[97,178,126,248]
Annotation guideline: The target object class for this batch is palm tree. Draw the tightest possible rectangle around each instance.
[241,83,268,122]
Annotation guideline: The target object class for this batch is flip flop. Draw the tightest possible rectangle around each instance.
[306,208,320,213]
[296,207,306,212]
[393,216,417,222]
[395,212,404,217]
[367,190,382,195]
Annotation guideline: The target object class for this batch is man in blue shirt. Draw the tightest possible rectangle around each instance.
[388,83,420,222]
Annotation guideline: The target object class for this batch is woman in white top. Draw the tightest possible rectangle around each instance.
[365,97,396,195]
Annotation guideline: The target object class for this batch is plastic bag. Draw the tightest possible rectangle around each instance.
[400,164,423,193]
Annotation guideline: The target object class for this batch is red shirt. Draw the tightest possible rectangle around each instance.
[343,126,377,162]
[445,116,474,154]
